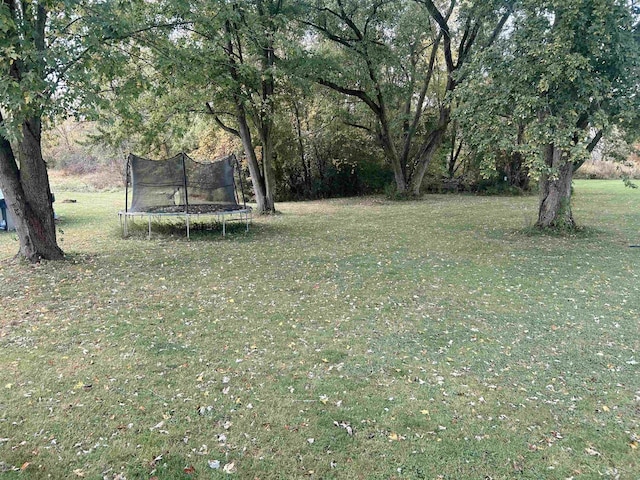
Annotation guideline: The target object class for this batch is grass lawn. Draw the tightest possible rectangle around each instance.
[0,180,638,479]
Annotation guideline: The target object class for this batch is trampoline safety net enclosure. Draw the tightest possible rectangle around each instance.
[119,152,251,238]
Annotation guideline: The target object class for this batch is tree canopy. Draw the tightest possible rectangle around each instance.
[456,0,640,227]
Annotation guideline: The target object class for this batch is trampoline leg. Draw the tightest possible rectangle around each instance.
[186,216,190,240]
[148,215,151,239]
[223,217,226,237]
[246,213,249,232]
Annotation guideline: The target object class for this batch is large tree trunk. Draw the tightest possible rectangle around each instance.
[292,101,311,192]
[223,15,274,215]
[0,119,63,262]
[536,144,575,229]
[408,106,450,195]
[0,3,62,262]
[379,132,408,194]
[235,106,270,214]
[259,128,276,213]
[257,25,277,213]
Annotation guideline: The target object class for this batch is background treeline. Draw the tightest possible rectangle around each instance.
[43,117,640,198]
[41,0,640,202]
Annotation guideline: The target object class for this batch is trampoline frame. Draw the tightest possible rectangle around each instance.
[118,207,252,239]
[118,152,252,239]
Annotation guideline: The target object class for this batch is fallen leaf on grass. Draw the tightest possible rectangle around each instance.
[73,468,85,477]
[149,454,163,468]
[223,462,236,474]
[20,462,30,471]
[149,421,164,431]
[585,447,601,456]
[333,421,353,435]
[183,465,196,474]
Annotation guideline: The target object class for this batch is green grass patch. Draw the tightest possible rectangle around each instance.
[0,180,638,479]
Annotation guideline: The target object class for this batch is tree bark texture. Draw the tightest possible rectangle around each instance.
[258,125,276,213]
[408,106,450,195]
[234,104,270,214]
[536,144,575,229]
[224,16,273,214]
[257,27,277,213]
[0,120,63,262]
[0,2,63,261]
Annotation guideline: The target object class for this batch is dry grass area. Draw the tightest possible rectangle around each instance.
[49,168,124,192]
[0,180,638,479]
[575,156,640,180]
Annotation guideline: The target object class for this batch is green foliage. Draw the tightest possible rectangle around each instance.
[383,182,416,200]
[272,86,392,200]
[293,0,444,186]
[622,175,639,189]
[473,178,528,196]
[456,0,640,182]
[0,1,151,139]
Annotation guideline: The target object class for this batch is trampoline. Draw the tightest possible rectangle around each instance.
[118,152,252,238]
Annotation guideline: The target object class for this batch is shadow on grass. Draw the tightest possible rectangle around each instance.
[120,218,291,243]
[518,224,604,239]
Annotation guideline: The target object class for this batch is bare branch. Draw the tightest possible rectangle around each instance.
[343,120,373,133]
[206,102,240,137]
[484,9,511,50]
[315,78,381,116]
[586,129,603,153]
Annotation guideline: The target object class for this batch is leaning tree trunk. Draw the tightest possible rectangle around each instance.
[0,118,64,262]
[235,109,269,214]
[258,27,277,214]
[503,123,530,190]
[536,144,575,229]
[408,106,451,195]
[260,129,277,213]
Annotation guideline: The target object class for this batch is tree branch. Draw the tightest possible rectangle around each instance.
[572,130,603,171]
[415,0,455,73]
[414,0,451,37]
[484,10,511,50]
[343,120,373,133]
[316,78,381,116]
[337,0,363,40]
[300,19,360,49]
[206,102,240,137]
[586,129,603,153]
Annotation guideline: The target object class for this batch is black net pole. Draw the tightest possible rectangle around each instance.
[234,153,247,209]
[182,152,189,214]
[125,155,131,213]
